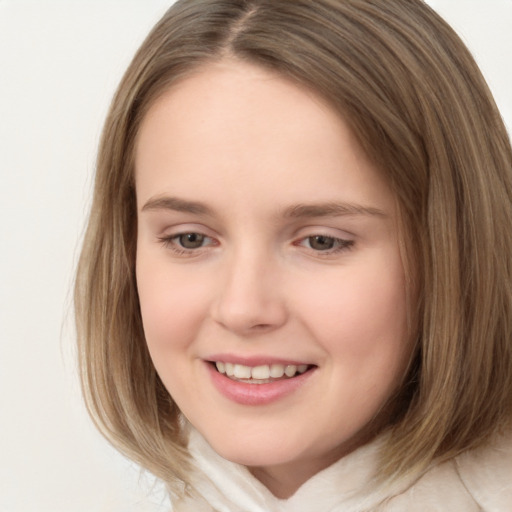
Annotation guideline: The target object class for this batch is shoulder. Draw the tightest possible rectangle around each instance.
[382,431,512,512]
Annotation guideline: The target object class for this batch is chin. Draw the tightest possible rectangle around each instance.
[201,428,304,467]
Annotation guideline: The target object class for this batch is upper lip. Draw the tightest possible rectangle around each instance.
[205,354,314,367]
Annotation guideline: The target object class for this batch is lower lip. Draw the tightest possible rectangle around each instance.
[206,363,315,405]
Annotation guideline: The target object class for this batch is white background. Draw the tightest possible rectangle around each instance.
[0,1,510,511]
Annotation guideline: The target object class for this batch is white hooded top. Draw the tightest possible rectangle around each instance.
[172,428,512,511]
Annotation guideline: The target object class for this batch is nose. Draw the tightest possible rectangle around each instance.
[211,247,288,335]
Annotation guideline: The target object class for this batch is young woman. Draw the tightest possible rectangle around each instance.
[75,1,512,509]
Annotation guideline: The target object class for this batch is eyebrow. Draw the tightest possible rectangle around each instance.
[141,196,214,215]
[141,195,387,219]
[283,202,387,219]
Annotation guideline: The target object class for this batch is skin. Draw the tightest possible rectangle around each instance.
[135,59,412,499]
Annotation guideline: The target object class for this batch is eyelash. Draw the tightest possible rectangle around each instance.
[157,232,354,257]
[296,235,355,255]
[157,232,216,255]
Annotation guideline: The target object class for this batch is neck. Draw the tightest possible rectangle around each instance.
[247,428,378,499]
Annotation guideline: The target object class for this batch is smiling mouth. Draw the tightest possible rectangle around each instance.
[212,361,315,384]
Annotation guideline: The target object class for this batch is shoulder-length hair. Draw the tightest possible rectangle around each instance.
[75,0,512,495]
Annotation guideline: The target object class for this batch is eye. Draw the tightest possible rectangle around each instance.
[308,235,337,251]
[298,235,354,253]
[158,231,216,254]
[176,232,208,249]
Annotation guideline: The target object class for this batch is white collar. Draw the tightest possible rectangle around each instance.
[185,428,416,512]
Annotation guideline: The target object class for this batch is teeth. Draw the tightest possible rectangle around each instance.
[251,365,270,379]
[214,362,310,380]
[225,362,234,376]
[233,364,252,379]
[270,364,285,378]
[284,364,297,377]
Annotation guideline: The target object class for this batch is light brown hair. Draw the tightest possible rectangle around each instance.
[75,0,512,494]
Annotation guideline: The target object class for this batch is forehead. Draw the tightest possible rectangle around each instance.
[135,59,346,158]
[134,59,394,216]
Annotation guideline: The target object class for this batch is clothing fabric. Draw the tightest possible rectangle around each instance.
[172,429,512,511]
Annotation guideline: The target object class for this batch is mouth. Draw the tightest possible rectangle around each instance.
[210,361,316,384]
[206,358,317,405]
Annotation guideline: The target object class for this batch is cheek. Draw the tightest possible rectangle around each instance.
[296,252,409,370]
[136,256,210,355]
[136,256,217,407]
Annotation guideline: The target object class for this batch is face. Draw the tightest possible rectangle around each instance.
[135,59,411,497]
